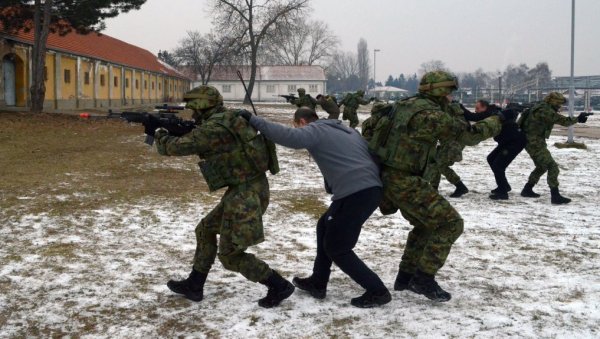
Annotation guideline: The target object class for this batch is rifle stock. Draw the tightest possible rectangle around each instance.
[107,110,195,145]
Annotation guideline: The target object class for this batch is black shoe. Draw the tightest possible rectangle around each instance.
[167,269,207,302]
[407,270,451,302]
[449,181,469,198]
[491,185,511,194]
[350,289,392,308]
[292,276,326,299]
[551,187,571,204]
[521,183,540,198]
[259,271,295,308]
[489,191,509,200]
[393,270,413,291]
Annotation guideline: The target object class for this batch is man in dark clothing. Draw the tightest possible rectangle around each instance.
[239,107,391,308]
[461,100,526,199]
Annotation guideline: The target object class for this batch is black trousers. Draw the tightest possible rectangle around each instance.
[311,186,387,293]
[487,138,526,192]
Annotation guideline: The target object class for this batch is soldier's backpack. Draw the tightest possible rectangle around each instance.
[367,96,438,167]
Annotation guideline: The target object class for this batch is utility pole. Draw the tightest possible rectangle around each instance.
[373,49,380,88]
[567,0,576,143]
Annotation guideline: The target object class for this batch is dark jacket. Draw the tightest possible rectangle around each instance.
[461,104,525,146]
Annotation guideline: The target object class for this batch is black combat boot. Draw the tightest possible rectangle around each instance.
[292,276,327,299]
[551,187,571,204]
[449,181,469,198]
[259,270,295,308]
[393,270,413,291]
[350,289,392,308]
[521,183,541,198]
[167,268,207,302]
[407,270,451,302]
[489,191,509,200]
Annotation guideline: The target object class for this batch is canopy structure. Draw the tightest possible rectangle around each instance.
[369,86,409,100]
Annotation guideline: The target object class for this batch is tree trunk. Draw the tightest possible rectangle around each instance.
[245,48,258,104]
[30,0,52,113]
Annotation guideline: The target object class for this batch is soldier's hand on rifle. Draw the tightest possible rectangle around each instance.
[154,128,169,141]
[238,109,253,122]
[577,112,590,123]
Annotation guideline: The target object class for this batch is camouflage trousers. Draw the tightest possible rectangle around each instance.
[382,168,464,275]
[525,138,560,188]
[193,174,272,282]
[342,107,359,128]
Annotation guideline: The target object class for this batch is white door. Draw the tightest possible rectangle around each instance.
[3,58,16,106]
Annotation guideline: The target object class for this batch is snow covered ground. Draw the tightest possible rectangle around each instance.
[1,107,599,338]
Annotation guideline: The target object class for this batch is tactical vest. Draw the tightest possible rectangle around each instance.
[519,102,552,139]
[198,111,274,191]
[368,96,439,173]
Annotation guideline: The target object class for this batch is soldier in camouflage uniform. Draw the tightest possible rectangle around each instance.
[154,85,294,308]
[340,90,374,128]
[519,92,589,204]
[316,94,341,119]
[427,100,471,197]
[290,88,317,110]
[366,71,502,302]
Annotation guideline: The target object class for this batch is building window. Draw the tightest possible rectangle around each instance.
[152,81,155,90]
[266,85,275,93]
[222,85,231,93]
[114,76,118,87]
[125,78,129,88]
[100,74,105,87]
[287,85,296,92]
[144,80,147,90]
[64,69,71,84]
[135,79,139,89]
[158,82,161,91]
[309,84,318,92]
[84,72,90,85]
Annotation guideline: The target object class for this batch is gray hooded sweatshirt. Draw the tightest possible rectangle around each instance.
[249,117,382,200]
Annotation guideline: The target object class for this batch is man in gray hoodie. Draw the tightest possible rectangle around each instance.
[238,107,390,308]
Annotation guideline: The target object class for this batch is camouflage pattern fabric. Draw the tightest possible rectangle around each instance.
[290,94,318,110]
[155,104,273,282]
[426,102,469,187]
[379,94,501,274]
[317,95,341,119]
[340,92,371,128]
[192,174,271,282]
[522,101,577,188]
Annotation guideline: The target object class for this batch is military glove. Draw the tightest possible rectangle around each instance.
[577,112,589,123]
[238,109,253,122]
[154,128,169,141]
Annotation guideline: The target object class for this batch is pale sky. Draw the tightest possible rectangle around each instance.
[104,0,600,81]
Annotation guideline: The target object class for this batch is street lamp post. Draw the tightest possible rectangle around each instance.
[567,0,576,143]
[373,49,380,88]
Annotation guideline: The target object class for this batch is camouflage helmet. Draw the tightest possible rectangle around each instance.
[544,92,567,107]
[183,85,223,110]
[418,71,459,97]
[357,90,365,96]
[297,88,306,95]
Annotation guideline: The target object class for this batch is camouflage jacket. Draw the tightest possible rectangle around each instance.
[317,95,340,114]
[436,102,470,164]
[340,93,371,109]
[290,94,318,109]
[156,105,269,191]
[520,101,577,140]
[378,95,501,176]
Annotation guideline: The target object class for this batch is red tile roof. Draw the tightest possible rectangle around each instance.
[1,24,188,80]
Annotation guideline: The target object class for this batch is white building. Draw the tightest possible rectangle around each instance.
[193,65,327,102]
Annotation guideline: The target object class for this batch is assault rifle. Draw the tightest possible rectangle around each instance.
[276,94,297,102]
[107,110,195,145]
[579,112,594,118]
[154,104,185,113]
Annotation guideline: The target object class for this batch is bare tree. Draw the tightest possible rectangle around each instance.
[357,38,369,90]
[209,0,310,102]
[305,20,339,65]
[418,60,448,76]
[174,30,239,85]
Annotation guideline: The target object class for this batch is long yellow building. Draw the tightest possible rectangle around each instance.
[1,25,190,110]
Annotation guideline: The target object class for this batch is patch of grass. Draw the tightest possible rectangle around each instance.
[280,192,327,220]
[41,242,78,258]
